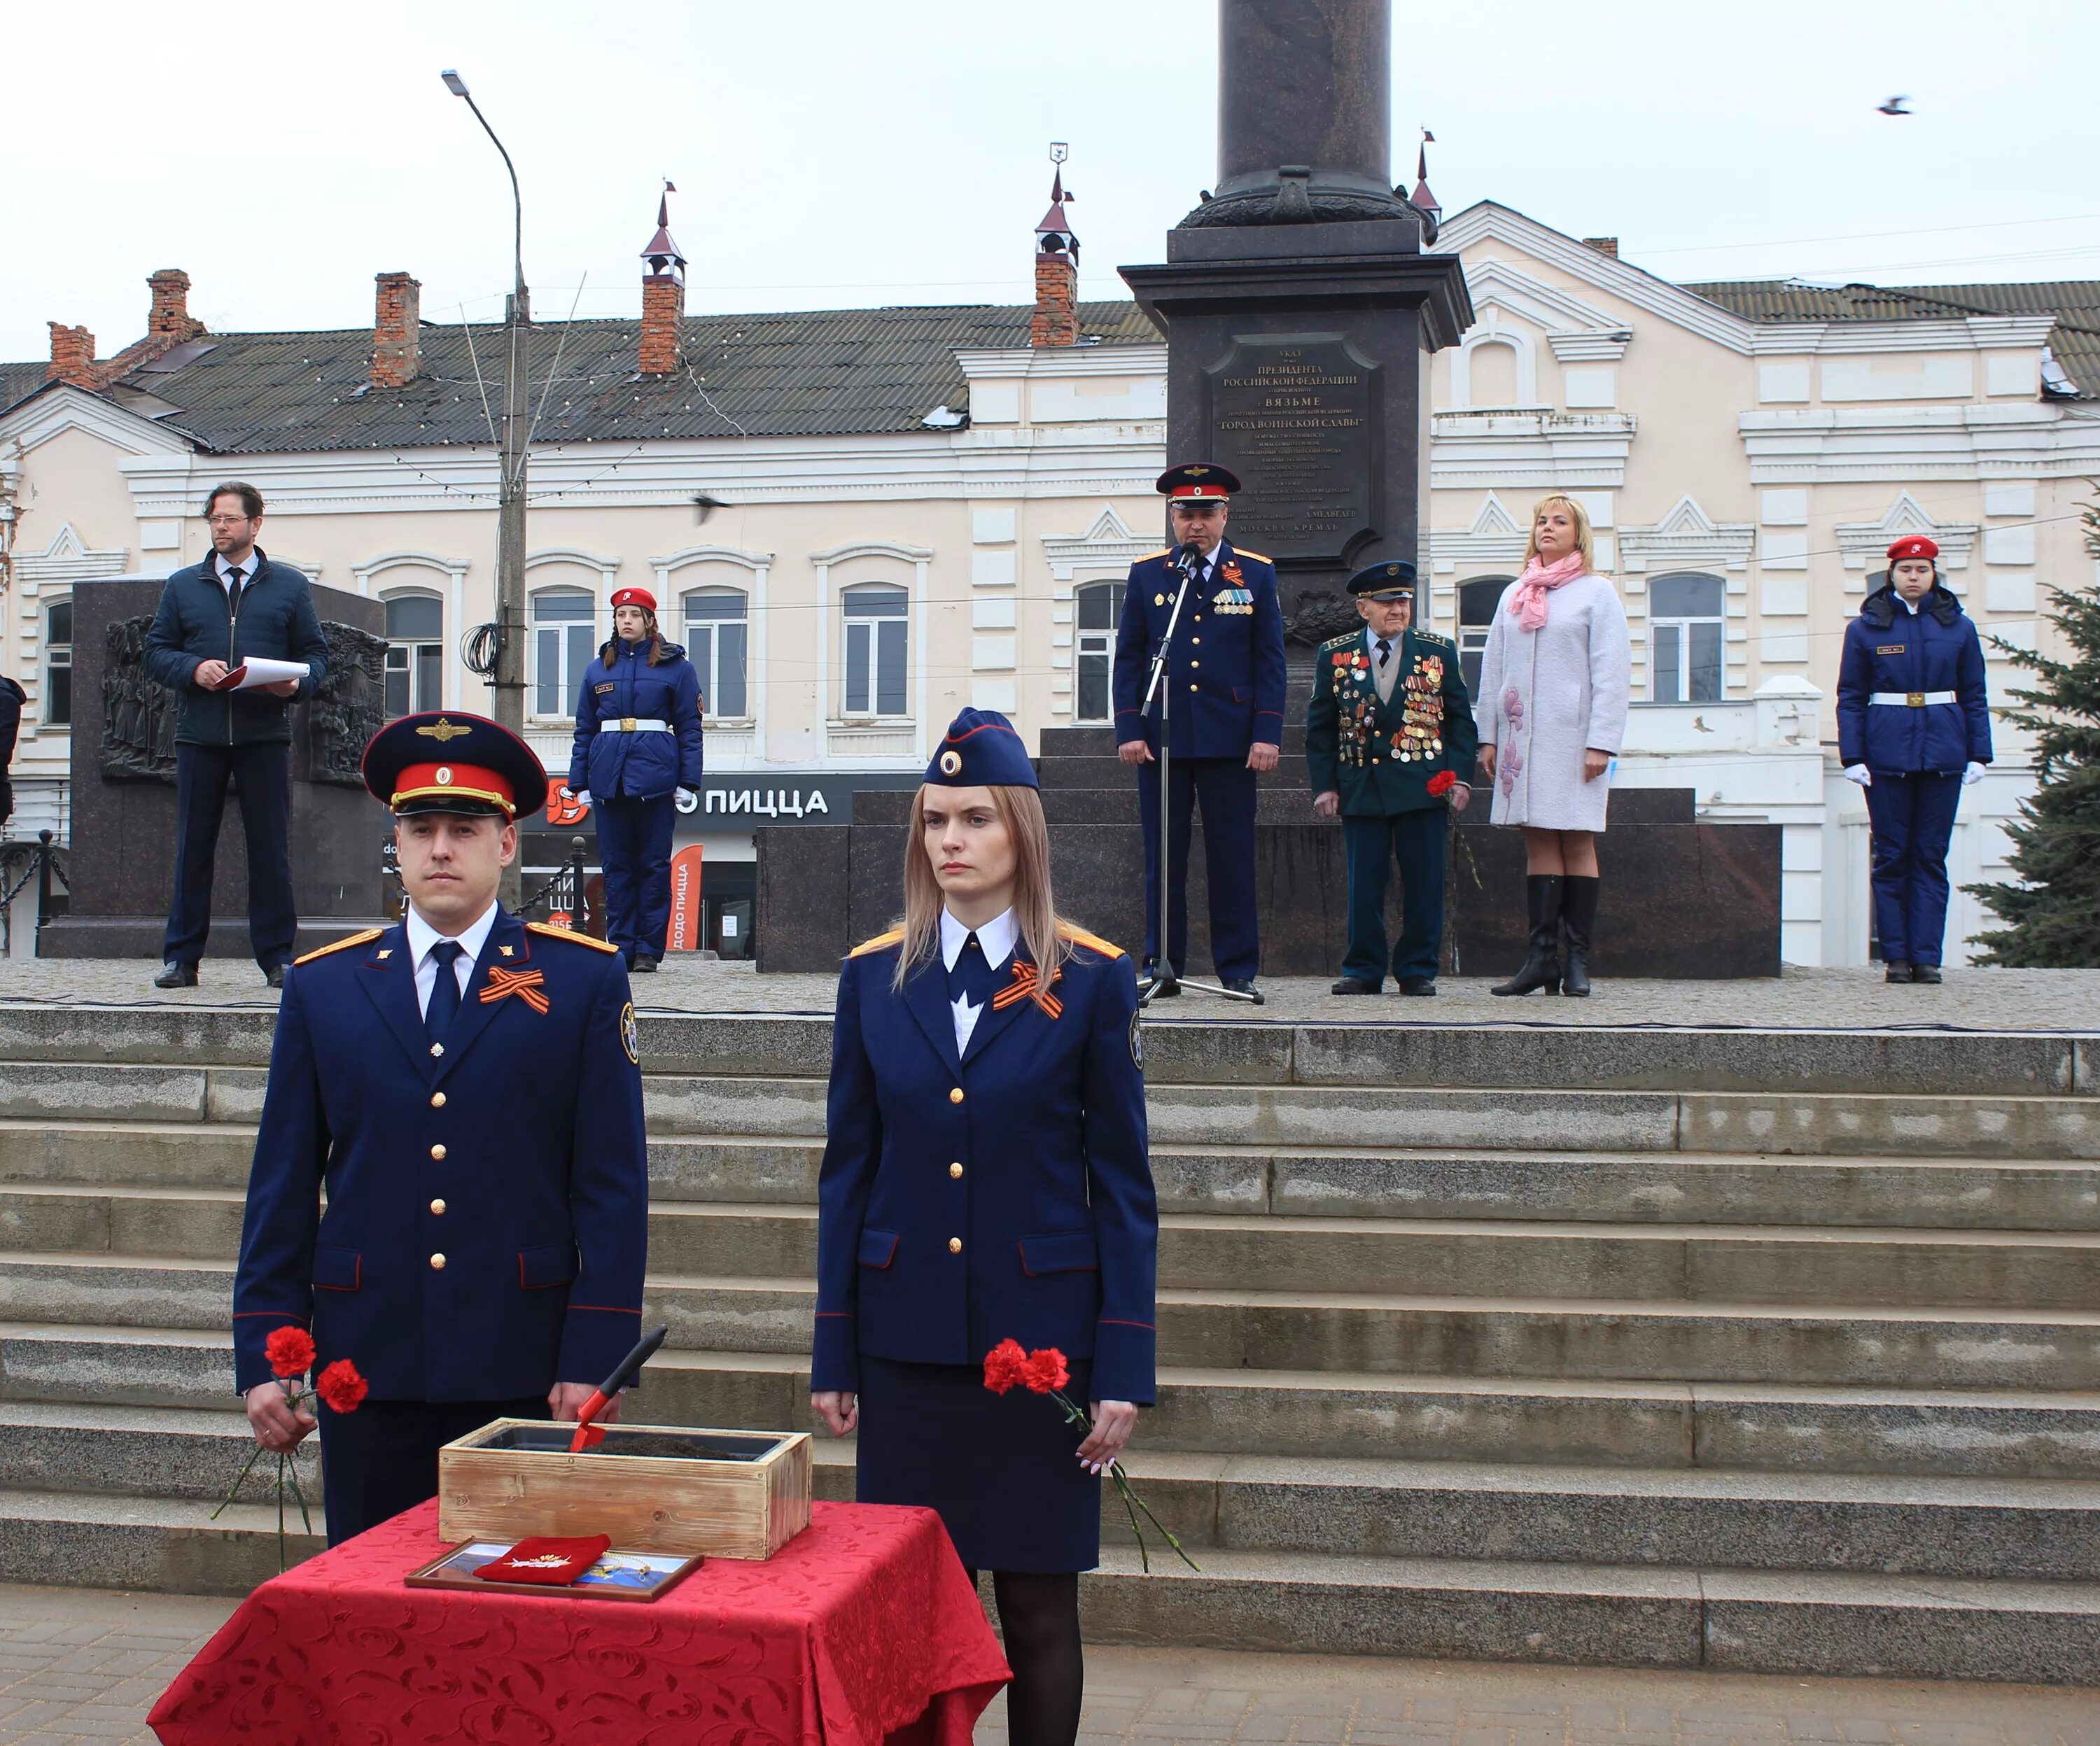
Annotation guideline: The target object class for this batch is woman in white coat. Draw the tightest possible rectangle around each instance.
[1473,495,1632,997]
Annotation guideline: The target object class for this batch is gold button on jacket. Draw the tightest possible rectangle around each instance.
[947,1237,962,1253]
[949,1087,965,1104]
[949,1162,964,1178]
[429,1198,447,1216]
[430,1144,447,1161]
[429,1253,446,1269]
[429,1092,446,1108]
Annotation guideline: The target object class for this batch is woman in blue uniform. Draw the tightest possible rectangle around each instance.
[811,707,1156,1746]
[561,586,704,971]
[1837,535,1991,983]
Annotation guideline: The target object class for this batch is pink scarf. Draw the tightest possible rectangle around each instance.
[1508,552,1586,632]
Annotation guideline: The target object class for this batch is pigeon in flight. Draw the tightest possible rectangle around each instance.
[1877,95,1912,115]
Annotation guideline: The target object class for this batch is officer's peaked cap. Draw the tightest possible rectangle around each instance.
[1347,559,1418,598]
[362,711,550,819]
[1156,461,1240,502]
[925,708,1039,790]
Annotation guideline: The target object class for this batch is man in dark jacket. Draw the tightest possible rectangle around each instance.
[0,673,24,829]
[143,482,329,988]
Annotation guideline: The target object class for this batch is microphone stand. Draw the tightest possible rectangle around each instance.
[1137,547,1259,1008]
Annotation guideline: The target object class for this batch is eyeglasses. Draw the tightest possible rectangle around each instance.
[206,515,253,527]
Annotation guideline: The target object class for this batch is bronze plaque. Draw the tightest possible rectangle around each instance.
[1205,334,1380,563]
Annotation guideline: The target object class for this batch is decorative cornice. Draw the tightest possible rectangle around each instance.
[0,383,195,460]
[1463,257,1633,362]
[1618,495,1755,573]
[1429,493,1529,572]
[526,547,622,576]
[650,544,774,575]
[955,344,1166,380]
[1835,491,1977,570]
[810,540,933,565]
[1429,409,1636,491]
[1041,506,1152,579]
[15,521,130,584]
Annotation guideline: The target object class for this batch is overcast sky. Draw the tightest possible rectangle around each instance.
[7,1,2095,360]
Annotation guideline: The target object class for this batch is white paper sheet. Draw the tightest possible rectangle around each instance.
[213,658,311,692]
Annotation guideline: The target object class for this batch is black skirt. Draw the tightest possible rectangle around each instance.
[855,1354,1100,1573]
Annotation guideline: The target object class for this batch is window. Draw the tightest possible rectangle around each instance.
[44,600,71,726]
[1074,579,1125,723]
[1457,577,1509,698]
[532,589,598,717]
[383,593,443,719]
[841,584,908,717]
[682,588,749,718]
[1650,572,1725,703]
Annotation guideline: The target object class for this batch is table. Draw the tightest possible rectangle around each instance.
[148,1498,1010,1746]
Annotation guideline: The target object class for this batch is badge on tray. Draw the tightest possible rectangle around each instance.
[406,1537,704,1603]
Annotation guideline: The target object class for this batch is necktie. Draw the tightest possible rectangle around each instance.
[948,931,998,1011]
[426,940,465,1050]
[1376,638,1392,670]
[225,565,246,619]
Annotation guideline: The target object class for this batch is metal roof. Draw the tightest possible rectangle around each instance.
[0,300,1162,453]
[1690,278,2100,396]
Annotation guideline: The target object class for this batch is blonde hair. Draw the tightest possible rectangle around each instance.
[893,784,1070,1008]
[1523,493,1597,571]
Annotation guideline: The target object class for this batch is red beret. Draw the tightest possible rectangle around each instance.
[611,586,657,612]
[1886,535,1938,564]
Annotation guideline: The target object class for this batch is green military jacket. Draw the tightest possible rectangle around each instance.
[1305,626,1480,817]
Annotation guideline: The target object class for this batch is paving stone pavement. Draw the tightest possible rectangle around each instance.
[1,1587,2092,1746]
[1,955,2096,1033]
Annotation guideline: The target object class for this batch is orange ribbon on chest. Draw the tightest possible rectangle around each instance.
[479,966,550,1014]
[991,961,1063,1018]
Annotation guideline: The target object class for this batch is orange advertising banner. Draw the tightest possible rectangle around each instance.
[666,845,706,952]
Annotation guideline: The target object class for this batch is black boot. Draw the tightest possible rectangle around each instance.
[1492,875,1564,997]
[1562,875,1599,998]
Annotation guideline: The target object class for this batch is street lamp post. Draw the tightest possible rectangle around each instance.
[442,69,530,742]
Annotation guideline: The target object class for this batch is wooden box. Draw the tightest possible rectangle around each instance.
[438,1421,812,1561]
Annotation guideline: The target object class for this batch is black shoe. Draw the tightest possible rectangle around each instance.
[1492,875,1565,997]
[631,955,660,973]
[1222,977,1264,1005]
[1884,961,1915,984]
[1561,875,1600,999]
[1332,976,1381,996]
[1912,964,1942,985]
[263,964,286,989]
[153,961,198,990]
[1398,977,1438,997]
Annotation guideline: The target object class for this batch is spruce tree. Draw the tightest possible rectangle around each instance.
[1965,499,2100,966]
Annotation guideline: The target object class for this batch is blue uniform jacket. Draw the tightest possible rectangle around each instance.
[232,909,649,1401]
[1836,585,1992,775]
[1111,541,1287,759]
[567,639,706,801]
[812,924,1158,1405]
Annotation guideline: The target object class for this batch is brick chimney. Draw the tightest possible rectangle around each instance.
[46,323,97,386]
[372,272,423,388]
[1583,237,1620,259]
[638,185,687,374]
[1030,166,1079,349]
[147,269,206,342]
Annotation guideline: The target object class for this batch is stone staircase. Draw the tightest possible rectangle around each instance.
[0,1002,2096,1681]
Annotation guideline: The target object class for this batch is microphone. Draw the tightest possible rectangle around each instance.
[1173,542,1204,577]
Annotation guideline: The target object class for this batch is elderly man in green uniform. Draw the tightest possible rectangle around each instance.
[1306,561,1478,996]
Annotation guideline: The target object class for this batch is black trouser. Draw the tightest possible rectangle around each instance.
[317,1395,549,1544]
[164,741,295,968]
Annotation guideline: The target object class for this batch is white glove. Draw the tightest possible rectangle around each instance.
[568,788,592,807]
[1843,764,1872,788]
[1963,761,1986,787]
[675,787,699,812]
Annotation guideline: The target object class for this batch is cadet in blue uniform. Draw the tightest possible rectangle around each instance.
[1112,463,1287,999]
[1837,535,1991,984]
[234,711,649,1544]
[1307,561,1478,995]
[562,585,706,971]
[811,707,1155,1746]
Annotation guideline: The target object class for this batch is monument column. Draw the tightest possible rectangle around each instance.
[1120,0,1472,656]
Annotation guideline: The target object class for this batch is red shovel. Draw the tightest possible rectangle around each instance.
[568,1324,668,1452]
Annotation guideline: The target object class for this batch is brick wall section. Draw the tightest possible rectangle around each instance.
[371,272,423,388]
[640,274,684,373]
[46,323,97,386]
[1031,250,1078,347]
[147,269,206,342]
[1583,237,1620,259]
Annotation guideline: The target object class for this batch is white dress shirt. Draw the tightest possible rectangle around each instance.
[939,906,1017,1053]
[405,900,499,1019]
[215,551,253,595]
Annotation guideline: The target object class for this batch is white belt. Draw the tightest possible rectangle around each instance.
[599,717,671,733]
[1868,691,1956,707]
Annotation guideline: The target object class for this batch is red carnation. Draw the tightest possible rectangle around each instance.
[1427,770,1457,797]
[983,1338,1030,1395]
[265,1326,316,1379]
[1021,1347,1070,1395]
[315,1359,369,1414]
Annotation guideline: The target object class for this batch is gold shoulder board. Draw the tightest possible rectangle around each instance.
[293,928,383,966]
[1140,547,1172,563]
[1233,548,1273,564]
[849,927,906,959]
[528,922,622,954]
[1056,921,1126,960]
[1318,631,1357,652]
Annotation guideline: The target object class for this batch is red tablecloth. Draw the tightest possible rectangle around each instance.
[148,1499,1009,1746]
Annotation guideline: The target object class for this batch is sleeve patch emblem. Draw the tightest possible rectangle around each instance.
[620,1001,640,1064]
[1128,1011,1144,1073]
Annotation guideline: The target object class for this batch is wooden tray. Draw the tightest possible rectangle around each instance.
[406,1540,703,1602]
[438,1421,812,1561]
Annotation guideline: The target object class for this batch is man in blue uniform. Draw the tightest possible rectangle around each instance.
[233,711,649,1544]
[1306,561,1478,996]
[1112,463,1287,1000]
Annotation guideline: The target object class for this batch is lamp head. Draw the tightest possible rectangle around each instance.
[440,69,470,97]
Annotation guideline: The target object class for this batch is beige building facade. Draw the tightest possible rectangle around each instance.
[3,197,2093,963]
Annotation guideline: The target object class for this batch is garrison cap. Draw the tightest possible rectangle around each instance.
[1155,461,1240,502]
[1347,559,1418,599]
[362,711,549,820]
[1886,535,1939,564]
[925,707,1038,790]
